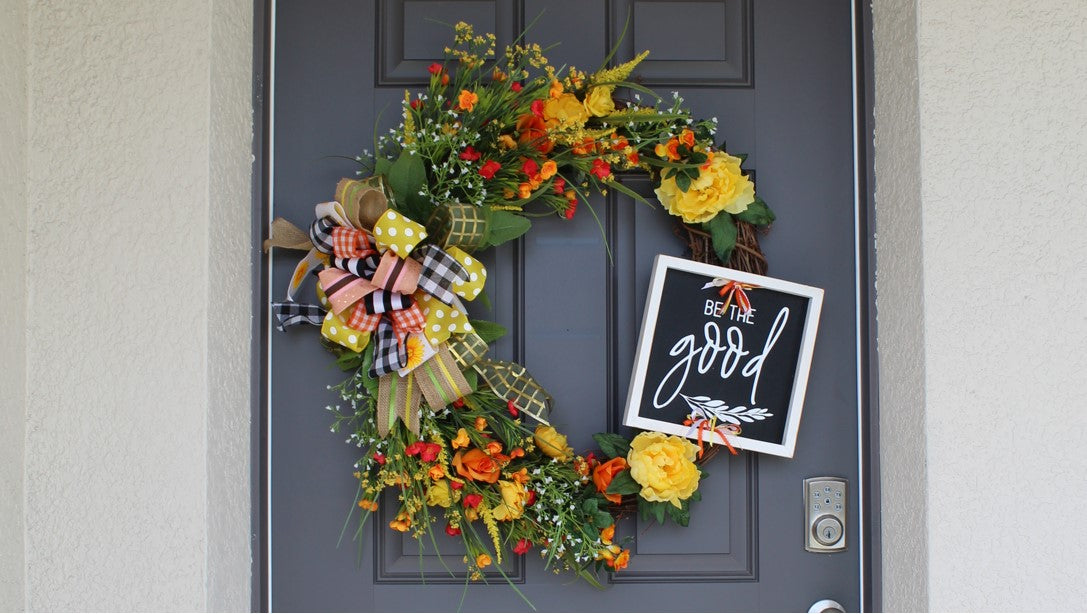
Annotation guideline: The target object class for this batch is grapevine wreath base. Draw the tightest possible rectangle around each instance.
[266,23,774,600]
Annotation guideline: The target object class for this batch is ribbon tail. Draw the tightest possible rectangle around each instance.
[263,217,312,252]
[376,373,421,437]
[474,359,553,425]
[271,301,326,331]
[414,346,474,409]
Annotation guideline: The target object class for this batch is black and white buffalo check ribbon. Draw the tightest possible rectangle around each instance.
[414,244,468,305]
[271,301,326,331]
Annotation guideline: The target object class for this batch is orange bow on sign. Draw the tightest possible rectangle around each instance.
[683,415,741,457]
[702,277,757,316]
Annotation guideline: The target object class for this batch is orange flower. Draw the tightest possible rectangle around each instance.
[474,416,488,431]
[492,68,507,82]
[655,139,681,161]
[497,134,517,150]
[540,160,557,180]
[611,134,629,150]
[485,441,504,456]
[600,524,616,545]
[627,151,640,166]
[592,457,629,504]
[389,512,412,532]
[510,447,525,459]
[549,79,564,98]
[572,137,596,155]
[610,549,630,571]
[518,182,533,199]
[502,187,516,199]
[509,467,530,485]
[457,89,479,112]
[515,113,554,154]
[452,448,501,483]
[679,129,696,148]
[452,427,470,449]
[429,465,446,480]
[476,553,492,568]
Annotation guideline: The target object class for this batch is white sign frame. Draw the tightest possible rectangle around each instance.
[622,255,824,458]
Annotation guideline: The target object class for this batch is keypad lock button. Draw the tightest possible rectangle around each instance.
[804,477,847,552]
[813,515,843,546]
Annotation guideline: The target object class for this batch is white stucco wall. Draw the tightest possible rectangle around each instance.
[0,0,28,610]
[18,0,253,610]
[876,0,1087,611]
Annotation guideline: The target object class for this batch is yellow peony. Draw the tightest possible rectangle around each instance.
[426,480,456,508]
[626,432,701,508]
[543,93,589,129]
[583,87,615,117]
[654,153,755,224]
[534,425,574,461]
[491,480,529,521]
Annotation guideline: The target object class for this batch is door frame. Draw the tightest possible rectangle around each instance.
[250,1,882,610]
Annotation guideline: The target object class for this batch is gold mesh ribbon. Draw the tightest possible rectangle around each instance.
[427,202,490,252]
[376,372,422,437]
[335,176,390,230]
[447,331,489,369]
[475,359,553,425]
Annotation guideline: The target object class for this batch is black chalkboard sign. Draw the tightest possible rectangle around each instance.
[623,255,824,458]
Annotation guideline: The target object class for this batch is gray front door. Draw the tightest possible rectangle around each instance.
[266,0,868,611]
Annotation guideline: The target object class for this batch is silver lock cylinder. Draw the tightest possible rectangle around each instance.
[804,477,846,552]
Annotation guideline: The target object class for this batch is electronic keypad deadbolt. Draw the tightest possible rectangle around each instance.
[804,477,847,552]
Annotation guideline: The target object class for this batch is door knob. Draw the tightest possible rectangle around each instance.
[808,598,845,613]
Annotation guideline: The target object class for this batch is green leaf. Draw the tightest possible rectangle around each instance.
[462,368,478,391]
[603,178,654,207]
[605,470,641,496]
[666,501,691,527]
[688,151,707,165]
[361,349,378,396]
[386,151,428,219]
[704,213,738,263]
[485,210,532,247]
[592,433,631,459]
[734,198,776,226]
[581,498,600,515]
[650,501,666,525]
[335,350,364,371]
[675,172,692,192]
[592,509,615,529]
[469,319,507,343]
[374,156,393,177]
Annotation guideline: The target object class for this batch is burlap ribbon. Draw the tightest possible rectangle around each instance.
[376,346,472,436]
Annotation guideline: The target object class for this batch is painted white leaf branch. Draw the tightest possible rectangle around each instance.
[680,394,773,425]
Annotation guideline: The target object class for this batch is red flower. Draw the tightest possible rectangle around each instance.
[530,99,544,118]
[553,177,566,195]
[409,98,421,110]
[507,399,519,417]
[404,441,426,457]
[521,158,538,177]
[420,443,441,463]
[463,493,483,508]
[513,539,532,555]
[591,158,611,180]
[511,82,523,92]
[453,397,465,408]
[450,480,464,490]
[526,490,538,506]
[373,452,386,465]
[564,200,578,220]
[478,160,501,180]
[459,146,481,161]
[427,62,443,75]
[445,523,462,537]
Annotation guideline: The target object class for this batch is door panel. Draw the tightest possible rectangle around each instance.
[269,0,861,610]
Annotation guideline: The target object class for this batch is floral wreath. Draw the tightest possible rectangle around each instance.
[265,23,775,600]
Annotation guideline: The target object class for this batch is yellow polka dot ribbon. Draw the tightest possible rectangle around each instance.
[415,292,473,346]
[321,310,371,353]
[447,246,487,300]
[372,209,427,258]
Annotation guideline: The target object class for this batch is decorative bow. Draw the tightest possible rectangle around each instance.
[683,410,740,457]
[702,277,757,315]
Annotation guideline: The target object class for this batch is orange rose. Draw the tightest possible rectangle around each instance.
[593,457,629,504]
[457,89,479,112]
[452,448,501,483]
[516,113,554,154]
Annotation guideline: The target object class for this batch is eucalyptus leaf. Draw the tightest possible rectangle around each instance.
[704,213,738,263]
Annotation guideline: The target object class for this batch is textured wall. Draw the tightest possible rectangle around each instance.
[914,1,1087,610]
[22,0,252,610]
[871,0,929,610]
[0,0,28,610]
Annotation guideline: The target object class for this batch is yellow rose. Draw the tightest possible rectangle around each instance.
[626,432,701,508]
[654,153,755,224]
[534,425,574,461]
[543,93,589,129]
[491,480,529,521]
[425,480,456,508]
[583,86,615,117]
